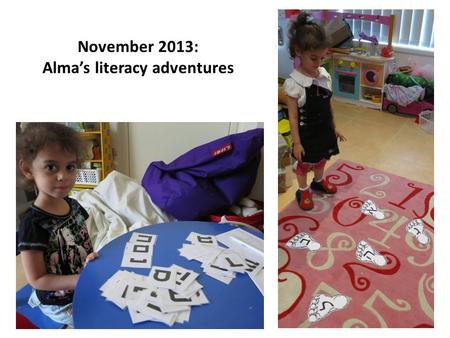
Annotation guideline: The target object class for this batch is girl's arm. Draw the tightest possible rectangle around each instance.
[330,100,336,129]
[330,101,347,142]
[287,96,305,160]
[21,250,79,291]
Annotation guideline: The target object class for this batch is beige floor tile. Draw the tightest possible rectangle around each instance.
[279,100,434,210]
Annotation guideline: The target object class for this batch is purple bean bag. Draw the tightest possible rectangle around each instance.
[141,128,264,220]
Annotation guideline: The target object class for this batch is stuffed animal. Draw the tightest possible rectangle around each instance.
[412,63,434,81]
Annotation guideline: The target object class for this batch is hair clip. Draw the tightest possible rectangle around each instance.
[305,15,315,23]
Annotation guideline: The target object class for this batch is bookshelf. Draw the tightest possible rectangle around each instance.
[69,122,114,189]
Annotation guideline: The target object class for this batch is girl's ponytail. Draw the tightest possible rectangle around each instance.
[288,11,328,58]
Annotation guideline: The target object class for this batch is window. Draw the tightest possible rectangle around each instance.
[340,9,434,51]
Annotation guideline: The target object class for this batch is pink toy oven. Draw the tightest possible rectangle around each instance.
[383,97,434,116]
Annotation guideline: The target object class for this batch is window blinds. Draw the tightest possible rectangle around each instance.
[342,9,434,49]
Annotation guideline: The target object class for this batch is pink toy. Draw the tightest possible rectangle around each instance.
[412,64,434,81]
[293,56,301,69]
[383,97,434,116]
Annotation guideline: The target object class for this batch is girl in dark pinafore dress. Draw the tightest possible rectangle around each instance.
[283,12,347,210]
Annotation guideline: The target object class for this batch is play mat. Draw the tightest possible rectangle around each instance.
[278,160,434,328]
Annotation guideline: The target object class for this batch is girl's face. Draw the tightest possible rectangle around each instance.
[21,144,77,201]
[297,48,328,76]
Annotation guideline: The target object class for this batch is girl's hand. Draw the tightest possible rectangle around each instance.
[293,143,305,161]
[335,130,347,142]
[84,252,99,268]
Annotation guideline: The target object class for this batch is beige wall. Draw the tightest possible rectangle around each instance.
[394,49,433,68]
[110,123,129,176]
[109,122,264,201]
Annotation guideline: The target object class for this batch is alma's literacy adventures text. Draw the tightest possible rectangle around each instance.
[41,40,235,76]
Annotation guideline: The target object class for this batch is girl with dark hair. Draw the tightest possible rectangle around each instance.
[17,123,98,327]
[284,12,346,211]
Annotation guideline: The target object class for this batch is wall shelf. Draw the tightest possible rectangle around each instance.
[71,122,114,189]
[361,84,383,90]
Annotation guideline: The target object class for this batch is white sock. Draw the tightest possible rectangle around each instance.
[313,176,323,182]
[298,185,309,191]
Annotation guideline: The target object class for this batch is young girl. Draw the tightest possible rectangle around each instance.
[284,12,346,211]
[17,123,98,327]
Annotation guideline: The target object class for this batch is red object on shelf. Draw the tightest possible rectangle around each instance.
[285,10,301,19]
[92,146,100,160]
[381,46,393,58]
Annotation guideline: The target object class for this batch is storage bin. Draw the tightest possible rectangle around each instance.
[75,168,101,186]
[419,110,434,134]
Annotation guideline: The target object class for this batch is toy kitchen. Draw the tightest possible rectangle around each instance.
[330,53,394,109]
[318,11,395,110]
[279,10,396,110]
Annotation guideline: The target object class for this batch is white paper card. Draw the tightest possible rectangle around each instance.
[148,266,177,289]
[121,251,152,269]
[172,264,199,292]
[129,232,158,245]
[187,232,218,246]
[248,266,264,295]
[216,228,263,256]
[125,242,154,256]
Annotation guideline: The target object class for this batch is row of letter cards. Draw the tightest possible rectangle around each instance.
[121,232,158,269]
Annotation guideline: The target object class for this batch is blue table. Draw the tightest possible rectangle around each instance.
[73,221,263,328]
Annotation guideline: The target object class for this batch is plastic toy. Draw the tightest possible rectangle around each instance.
[359,32,379,56]
[398,66,412,74]
[351,47,369,56]
[363,93,381,103]
[383,97,434,116]
[412,63,434,81]
[381,46,393,58]
[359,32,378,45]
[92,139,101,160]
[386,72,433,90]
[278,119,293,147]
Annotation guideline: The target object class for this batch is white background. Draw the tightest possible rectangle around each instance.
[1,0,447,337]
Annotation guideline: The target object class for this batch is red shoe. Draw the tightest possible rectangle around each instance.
[310,178,337,194]
[296,189,314,210]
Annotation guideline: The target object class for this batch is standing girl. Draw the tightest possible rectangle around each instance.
[284,12,346,210]
[17,123,98,327]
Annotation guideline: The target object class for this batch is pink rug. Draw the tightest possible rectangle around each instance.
[278,160,434,328]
